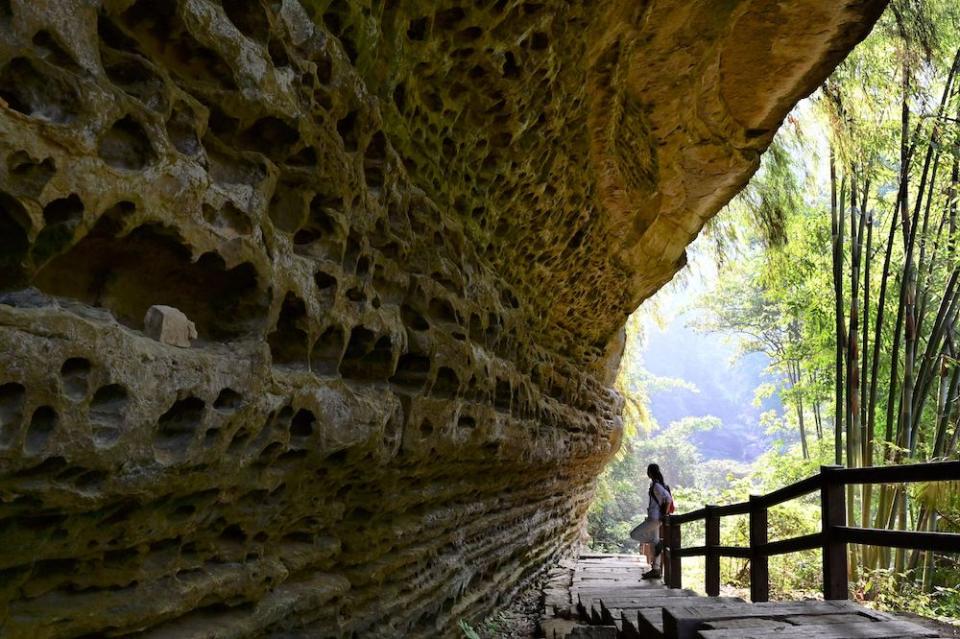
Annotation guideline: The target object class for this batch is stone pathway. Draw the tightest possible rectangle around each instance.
[539,554,952,639]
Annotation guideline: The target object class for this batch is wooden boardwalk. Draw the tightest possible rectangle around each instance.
[539,554,950,639]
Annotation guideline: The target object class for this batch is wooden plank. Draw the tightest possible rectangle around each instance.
[598,596,739,610]
[675,545,752,559]
[637,608,665,638]
[578,594,703,609]
[541,617,579,639]
[836,526,960,553]
[575,568,651,574]
[759,474,821,507]
[752,600,890,619]
[761,532,823,557]
[574,588,694,599]
[835,460,960,485]
[712,502,752,517]
[697,620,940,639]
[568,625,618,638]
[572,586,671,595]
[620,612,643,639]
[782,613,896,625]
[702,619,789,630]
[574,569,653,575]
[664,600,887,639]
[630,597,757,639]
[574,568,658,576]
[571,568,656,583]
[574,576,648,582]
[596,597,740,620]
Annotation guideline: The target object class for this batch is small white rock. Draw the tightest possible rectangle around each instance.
[144,305,198,348]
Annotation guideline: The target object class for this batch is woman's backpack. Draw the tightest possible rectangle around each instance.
[658,486,676,518]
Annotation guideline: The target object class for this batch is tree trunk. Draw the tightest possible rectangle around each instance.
[831,149,846,466]
[793,360,809,460]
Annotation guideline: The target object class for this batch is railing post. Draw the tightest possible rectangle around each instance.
[749,495,768,602]
[666,516,682,589]
[705,505,720,597]
[821,465,848,600]
[661,520,670,586]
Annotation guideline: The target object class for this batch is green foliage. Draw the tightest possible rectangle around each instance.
[458,619,481,639]
[457,613,516,639]
[592,4,960,622]
[858,569,960,623]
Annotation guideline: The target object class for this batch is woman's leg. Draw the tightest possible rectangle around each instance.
[649,525,661,569]
[630,518,660,566]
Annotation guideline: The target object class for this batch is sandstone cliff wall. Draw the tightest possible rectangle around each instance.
[0,1,884,637]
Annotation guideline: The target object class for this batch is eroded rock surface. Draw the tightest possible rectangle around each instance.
[0,1,884,637]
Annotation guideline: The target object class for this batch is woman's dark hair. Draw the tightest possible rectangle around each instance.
[647,463,665,484]
[647,463,670,498]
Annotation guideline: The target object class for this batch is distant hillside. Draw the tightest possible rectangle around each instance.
[640,309,787,462]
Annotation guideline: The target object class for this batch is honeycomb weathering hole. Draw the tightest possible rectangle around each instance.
[203,202,253,236]
[0,193,30,289]
[154,396,206,462]
[432,366,460,399]
[7,151,56,197]
[90,384,129,448]
[98,116,156,170]
[166,106,201,155]
[311,325,344,375]
[33,194,85,266]
[390,353,431,391]
[238,117,300,160]
[290,409,315,438]
[0,57,80,123]
[340,327,395,381]
[32,224,267,340]
[268,293,310,369]
[60,358,92,401]
[102,51,167,112]
[25,406,58,454]
[221,0,270,43]
[120,0,238,91]
[0,382,26,448]
[213,388,243,412]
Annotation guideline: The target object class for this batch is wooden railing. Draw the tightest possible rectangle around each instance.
[662,461,960,601]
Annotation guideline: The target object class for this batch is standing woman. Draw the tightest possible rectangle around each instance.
[629,463,673,579]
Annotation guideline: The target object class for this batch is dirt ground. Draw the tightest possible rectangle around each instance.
[896,611,960,638]
[471,575,545,638]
